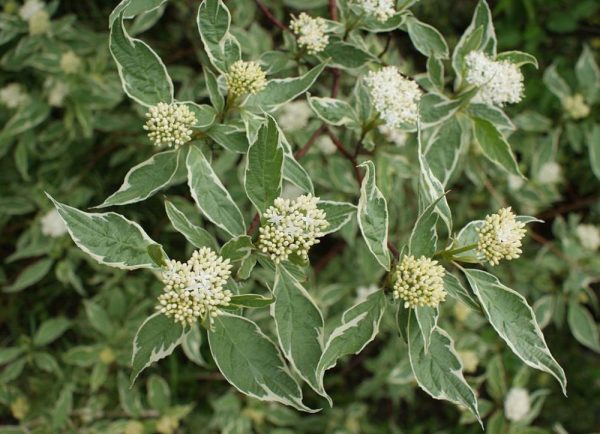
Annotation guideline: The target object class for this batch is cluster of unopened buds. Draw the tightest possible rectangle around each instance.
[225,60,267,98]
[157,248,232,325]
[144,102,196,148]
[258,195,329,263]
[476,207,526,266]
[393,255,447,309]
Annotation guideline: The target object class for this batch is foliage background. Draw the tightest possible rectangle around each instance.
[1,0,599,433]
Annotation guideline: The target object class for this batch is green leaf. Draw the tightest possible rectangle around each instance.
[357,161,391,271]
[84,301,114,337]
[404,15,449,59]
[0,98,49,139]
[147,375,171,412]
[47,195,158,270]
[130,313,185,383]
[420,89,477,128]
[308,96,358,127]
[408,315,481,423]
[485,354,507,401]
[109,15,173,106]
[575,45,599,99]
[463,269,567,394]
[414,306,439,352]
[3,258,53,293]
[247,63,326,112]
[316,291,386,393]
[472,117,523,177]
[204,68,225,113]
[417,127,452,233]
[319,40,375,69]
[0,347,24,365]
[196,0,241,73]
[183,102,217,130]
[283,154,315,194]
[244,115,284,214]
[320,200,356,235]
[427,56,445,90]
[543,64,571,100]
[98,149,180,207]
[118,371,143,416]
[496,50,538,68]
[587,124,600,180]
[208,312,317,412]
[186,146,246,237]
[52,384,73,430]
[424,114,470,186]
[568,302,600,353]
[409,194,445,257]
[443,273,480,312]
[33,317,71,347]
[229,294,274,308]
[147,244,168,267]
[165,200,218,250]
[207,124,249,153]
[452,0,496,82]
[220,235,253,262]
[466,103,514,132]
[273,266,326,399]
[182,324,208,366]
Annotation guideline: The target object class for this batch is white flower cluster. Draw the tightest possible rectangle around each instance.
[378,125,408,147]
[19,0,43,20]
[0,83,29,109]
[144,102,196,148]
[355,0,395,22]
[576,224,600,251]
[364,66,422,128]
[40,209,68,238]
[278,100,313,131]
[393,255,447,309]
[504,388,531,422]
[225,60,267,98]
[290,13,329,55]
[476,207,526,266]
[562,94,590,119]
[157,248,233,325]
[258,195,328,263]
[60,51,81,74]
[465,51,524,106]
[46,79,69,107]
[537,161,561,184]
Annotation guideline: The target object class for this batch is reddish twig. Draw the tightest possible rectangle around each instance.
[328,0,338,20]
[326,129,363,185]
[247,213,260,235]
[255,0,288,32]
[294,125,326,159]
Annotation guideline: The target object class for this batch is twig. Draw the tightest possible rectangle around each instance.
[294,125,325,159]
[255,0,288,32]
[247,213,260,235]
[378,33,392,59]
[326,129,364,185]
[536,195,599,220]
[328,0,338,20]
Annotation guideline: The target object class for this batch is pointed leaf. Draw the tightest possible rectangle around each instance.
[320,200,356,235]
[463,268,567,394]
[48,195,157,270]
[357,161,390,270]
[208,312,317,412]
[196,0,241,73]
[131,313,185,383]
[186,146,245,236]
[164,200,218,250]
[472,117,523,177]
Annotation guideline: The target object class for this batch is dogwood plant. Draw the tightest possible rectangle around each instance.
[48,0,566,422]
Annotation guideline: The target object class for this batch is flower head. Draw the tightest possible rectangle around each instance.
[0,83,29,109]
[504,388,531,422]
[157,248,232,325]
[28,9,49,35]
[537,161,561,184]
[476,207,526,265]
[355,0,395,22]
[46,78,69,107]
[393,255,446,309]
[465,51,524,107]
[19,0,44,20]
[576,224,600,251]
[278,100,313,131]
[290,13,329,55]
[144,102,196,148]
[258,194,328,263]
[562,94,590,119]
[225,60,267,98]
[364,66,422,128]
[60,51,82,74]
[41,209,67,238]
